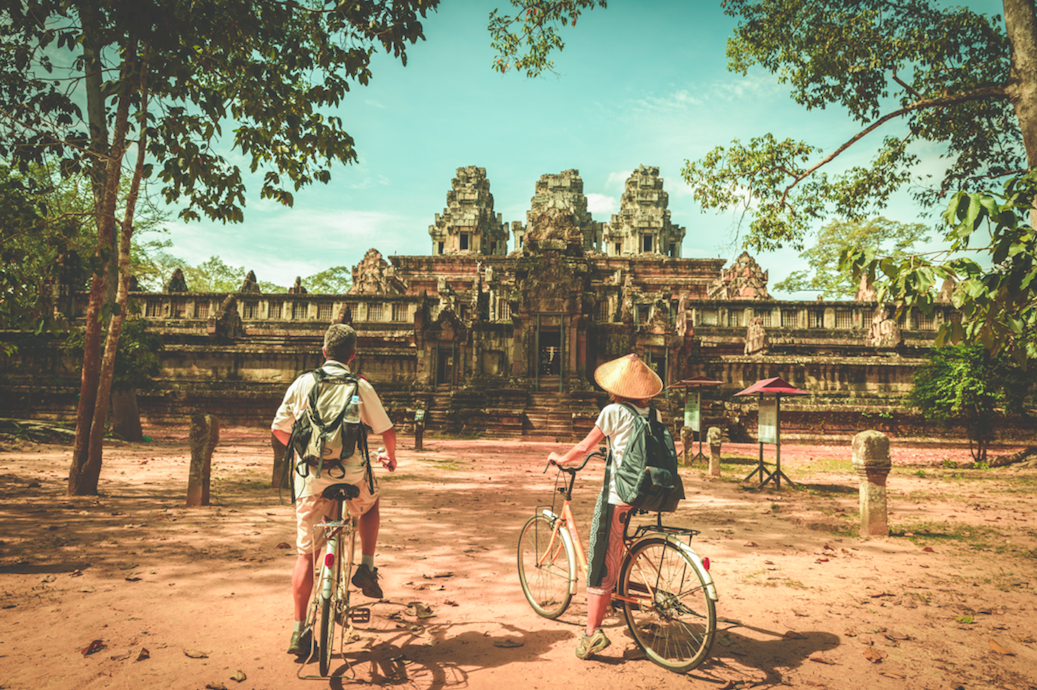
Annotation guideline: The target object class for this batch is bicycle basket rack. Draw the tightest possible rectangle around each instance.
[631,512,701,547]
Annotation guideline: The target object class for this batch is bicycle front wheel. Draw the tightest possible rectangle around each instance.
[618,537,716,673]
[517,514,574,619]
[318,534,343,676]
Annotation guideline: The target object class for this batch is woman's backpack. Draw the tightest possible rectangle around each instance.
[611,403,685,512]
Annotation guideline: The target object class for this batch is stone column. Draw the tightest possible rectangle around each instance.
[852,430,891,537]
[186,414,220,507]
[707,427,723,479]
[680,426,694,466]
[271,432,288,489]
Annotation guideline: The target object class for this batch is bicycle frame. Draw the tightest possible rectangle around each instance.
[297,500,363,681]
[540,451,717,605]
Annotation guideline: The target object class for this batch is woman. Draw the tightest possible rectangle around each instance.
[547,352,663,660]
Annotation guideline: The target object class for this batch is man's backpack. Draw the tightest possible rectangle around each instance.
[287,368,367,482]
[611,403,685,513]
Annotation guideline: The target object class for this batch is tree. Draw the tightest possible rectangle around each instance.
[844,169,1037,364]
[490,0,1037,358]
[0,165,86,347]
[2,0,438,496]
[304,266,353,294]
[910,344,1031,462]
[773,217,929,298]
[63,318,163,442]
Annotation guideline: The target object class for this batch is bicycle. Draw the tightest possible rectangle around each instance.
[517,449,718,673]
[297,482,371,680]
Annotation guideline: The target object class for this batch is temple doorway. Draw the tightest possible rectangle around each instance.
[436,347,454,386]
[533,313,565,392]
[538,331,561,376]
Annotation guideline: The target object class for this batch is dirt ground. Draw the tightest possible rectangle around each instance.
[1,428,1035,690]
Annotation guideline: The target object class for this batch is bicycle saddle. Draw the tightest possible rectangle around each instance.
[321,483,361,501]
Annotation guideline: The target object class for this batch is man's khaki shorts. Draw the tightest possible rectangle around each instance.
[295,478,379,555]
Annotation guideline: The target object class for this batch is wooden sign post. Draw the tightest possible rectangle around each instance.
[734,377,808,489]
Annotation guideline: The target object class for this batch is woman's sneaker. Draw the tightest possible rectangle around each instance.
[575,628,611,659]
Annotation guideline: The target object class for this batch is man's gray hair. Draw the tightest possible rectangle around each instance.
[324,324,357,363]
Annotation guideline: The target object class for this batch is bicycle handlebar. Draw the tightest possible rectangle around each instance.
[543,446,606,474]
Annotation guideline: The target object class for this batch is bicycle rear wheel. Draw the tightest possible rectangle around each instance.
[318,533,343,676]
[618,537,716,673]
[517,514,574,619]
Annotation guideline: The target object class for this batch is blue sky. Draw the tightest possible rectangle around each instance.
[158,0,1006,297]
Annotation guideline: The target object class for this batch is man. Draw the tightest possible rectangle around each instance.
[271,324,397,655]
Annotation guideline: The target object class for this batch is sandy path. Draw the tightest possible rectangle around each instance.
[0,429,1034,690]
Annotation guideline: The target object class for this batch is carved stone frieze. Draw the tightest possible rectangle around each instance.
[349,248,407,296]
[709,252,771,300]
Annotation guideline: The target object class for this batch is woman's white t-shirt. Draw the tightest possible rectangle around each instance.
[595,402,652,505]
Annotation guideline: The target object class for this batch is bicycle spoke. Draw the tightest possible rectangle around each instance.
[620,538,716,673]
[518,515,574,619]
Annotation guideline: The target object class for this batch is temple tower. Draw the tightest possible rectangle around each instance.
[603,165,685,257]
[428,166,510,256]
[514,169,601,254]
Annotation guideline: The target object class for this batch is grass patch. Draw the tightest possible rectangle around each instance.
[891,520,1008,551]
[792,457,851,473]
[417,457,462,471]
[741,568,810,589]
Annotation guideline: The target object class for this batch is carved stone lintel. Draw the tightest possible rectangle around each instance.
[744,316,768,355]
[868,305,902,348]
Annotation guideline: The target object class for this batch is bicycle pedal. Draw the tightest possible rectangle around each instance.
[347,607,371,623]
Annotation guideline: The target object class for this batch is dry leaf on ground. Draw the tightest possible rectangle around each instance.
[808,651,832,664]
[184,649,209,659]
[989,640,1014,656]
[863,648,886,663]
[134,647,149,662]
[81,640,104,655]
[231,670,247,682]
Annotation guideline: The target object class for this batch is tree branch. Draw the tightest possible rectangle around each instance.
[778,84,1012,204]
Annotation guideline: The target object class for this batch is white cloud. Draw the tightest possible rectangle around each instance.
[605,170,632,191]
[162,207,423,288]
[364,98,386,109]
[586,193,617,216]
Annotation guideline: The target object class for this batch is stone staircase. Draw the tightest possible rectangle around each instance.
[523,391,575,442]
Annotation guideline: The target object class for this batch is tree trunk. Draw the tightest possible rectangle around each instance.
[68,274,105,494]
[1003,0,1037,225]
[68,5,113,496]
[70,43,139,496]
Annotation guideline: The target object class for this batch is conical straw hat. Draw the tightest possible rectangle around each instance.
[594,353,663,400]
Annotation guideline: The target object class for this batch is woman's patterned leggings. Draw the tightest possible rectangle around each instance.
[586,503,632,595]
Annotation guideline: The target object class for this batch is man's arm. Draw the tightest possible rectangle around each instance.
[377,427,397,472]
[273,429,290,446]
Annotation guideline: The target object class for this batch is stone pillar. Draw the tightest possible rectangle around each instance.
[271,432,288,489]
[707,427,723,479]
[186,414,219,507]
[414,410,425,451]
[680,426,694,466]
[852,430,892,537]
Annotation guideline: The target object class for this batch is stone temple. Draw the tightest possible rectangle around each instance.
[4,165,968,442]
